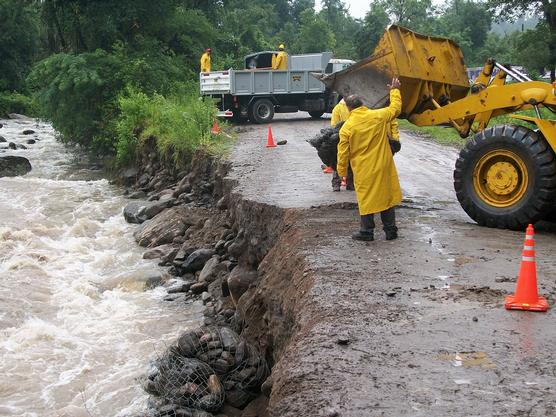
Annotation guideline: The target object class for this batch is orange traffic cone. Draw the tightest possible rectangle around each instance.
[266,125,276,148]
[211,121,220,135]
[322,166,334,174]
[505,224,549,312]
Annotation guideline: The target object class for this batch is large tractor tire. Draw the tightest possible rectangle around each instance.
[249,99,274,124]
[454,125,556,230]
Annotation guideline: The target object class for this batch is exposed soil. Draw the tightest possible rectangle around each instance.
[126,112,556,417]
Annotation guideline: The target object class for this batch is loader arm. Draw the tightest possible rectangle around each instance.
[409,81,556,146]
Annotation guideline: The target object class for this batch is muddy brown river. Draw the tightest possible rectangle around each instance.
[0,117,202,417]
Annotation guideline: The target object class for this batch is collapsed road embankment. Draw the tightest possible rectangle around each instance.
[125,115,556,417]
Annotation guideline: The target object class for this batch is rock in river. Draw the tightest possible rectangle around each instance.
[0,156,32,177]
[134,207,194,247]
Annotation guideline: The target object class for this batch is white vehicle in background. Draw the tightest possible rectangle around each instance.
[200,51,355,123]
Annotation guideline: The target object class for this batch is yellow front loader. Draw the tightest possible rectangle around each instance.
[316,25,556,230]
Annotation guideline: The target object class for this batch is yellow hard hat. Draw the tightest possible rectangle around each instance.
[278,44,285,50]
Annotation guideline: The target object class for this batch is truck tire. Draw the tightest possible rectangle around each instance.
[309,111,324,119]
[249,99,274,124]
[453,125,556,230]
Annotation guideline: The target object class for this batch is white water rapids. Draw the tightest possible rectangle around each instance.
[0,118,202,417]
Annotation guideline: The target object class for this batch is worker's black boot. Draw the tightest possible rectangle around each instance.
[331,171,341,192]
[353,214,374,241]
[381,208,398,240]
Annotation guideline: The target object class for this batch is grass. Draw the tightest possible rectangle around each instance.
[399,108,555,149]
[115,88,234,168]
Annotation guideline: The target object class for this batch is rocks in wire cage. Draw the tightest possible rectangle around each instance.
[221,340,270,408]
[144,347,225,413]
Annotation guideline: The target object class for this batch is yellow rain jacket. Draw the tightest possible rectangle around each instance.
[331,99,350,126]
[273,51,288,70]
[200,52,211,72]
[389,119,400,140]
[337,89,402,215]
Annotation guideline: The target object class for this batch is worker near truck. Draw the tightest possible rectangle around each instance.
[337,78,402,241]
[200,48,212,72]
[272,44,288,70]
[329,99,354,191]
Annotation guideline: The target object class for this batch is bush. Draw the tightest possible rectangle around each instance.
[28,51,124,154]
[115,86,220,168]
[0,92,37,117]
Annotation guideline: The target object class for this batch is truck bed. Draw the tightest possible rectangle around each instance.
[200,69,326,96]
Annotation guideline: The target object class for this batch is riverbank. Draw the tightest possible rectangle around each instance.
[125,114,556,417]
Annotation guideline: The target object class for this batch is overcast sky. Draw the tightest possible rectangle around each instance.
[315,0,371,19]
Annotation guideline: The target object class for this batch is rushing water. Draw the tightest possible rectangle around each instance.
[0,117,202,417]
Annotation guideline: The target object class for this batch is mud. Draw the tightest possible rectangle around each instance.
[226,114,556,416]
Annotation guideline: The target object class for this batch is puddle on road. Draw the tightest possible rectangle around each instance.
[437,351,497,369]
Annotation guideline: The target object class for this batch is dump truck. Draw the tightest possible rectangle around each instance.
[316,25,556,230]
[200,52,354,123]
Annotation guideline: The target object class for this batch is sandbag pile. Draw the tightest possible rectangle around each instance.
[143,325,269,415]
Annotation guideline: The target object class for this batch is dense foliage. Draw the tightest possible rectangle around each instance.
[0,0,549,164]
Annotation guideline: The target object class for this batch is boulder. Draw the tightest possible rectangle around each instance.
[142,243,177,260]
[199,256,227,283]
[123,197,176,224]
[128,190,147,199]
[26,139,36,144]
[8,113,31,120]
[173,243,197,265]
[16,144,27,150]
[227,267,259,305]
[133,207,194,247]
[8,142,16,150]
[0,135,6,142]
[0,156,32,177]
[122,166,139,185]
[22,129,35,135]
[182,249,216,273]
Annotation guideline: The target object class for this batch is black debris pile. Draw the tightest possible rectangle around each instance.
[306,122,344,169]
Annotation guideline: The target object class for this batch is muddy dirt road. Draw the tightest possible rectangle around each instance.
[230,114,556,417]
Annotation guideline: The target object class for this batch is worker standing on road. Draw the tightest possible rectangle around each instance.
[337,78,402,241]
[273,44,288,70]
[200,48,212,73]
[329,99,354,191]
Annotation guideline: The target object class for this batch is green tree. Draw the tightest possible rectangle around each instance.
[355,4,389,58]
[376,0,434,32]
[0,0,39,91]
[488,0,556,79]
[293,9,336,53]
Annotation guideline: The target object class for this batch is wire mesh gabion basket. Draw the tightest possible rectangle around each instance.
[146,347,225,413]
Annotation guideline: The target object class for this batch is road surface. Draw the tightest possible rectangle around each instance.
[229,114,556,417]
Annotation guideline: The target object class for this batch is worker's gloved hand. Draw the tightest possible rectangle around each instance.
[389,139,401,154]
[389,77,401,90]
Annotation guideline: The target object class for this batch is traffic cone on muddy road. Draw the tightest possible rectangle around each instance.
[266,125,277,148]
[505,224,549,312]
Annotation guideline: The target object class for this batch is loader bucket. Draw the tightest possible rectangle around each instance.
[315,25,470,117]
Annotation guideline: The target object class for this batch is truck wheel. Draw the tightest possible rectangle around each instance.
[249,99,274,124]
[454,125,556,230]
[309,111,324,119]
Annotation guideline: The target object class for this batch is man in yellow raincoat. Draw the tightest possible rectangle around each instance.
[200,48,211,72]
[272,44,288,70]
[337,78,402,241]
